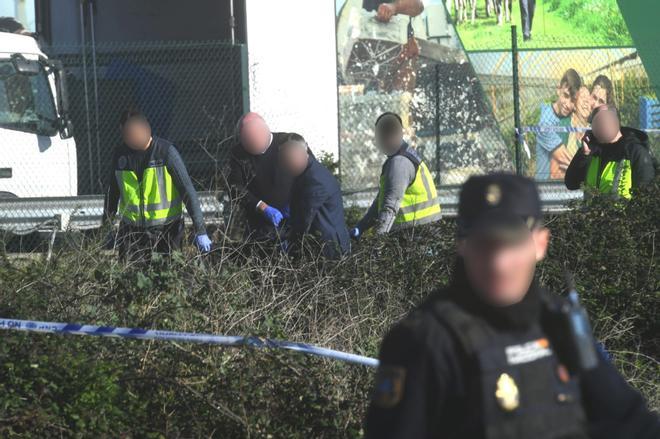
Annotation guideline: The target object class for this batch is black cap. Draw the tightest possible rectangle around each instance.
[457,173,542,242]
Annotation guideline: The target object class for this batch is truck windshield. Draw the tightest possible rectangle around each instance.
[0,60,58,136]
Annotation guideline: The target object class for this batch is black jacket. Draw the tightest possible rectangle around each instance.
[288,156,350,259]
[565,127,656,191]
[365,261,660,438]
[228,132,298,234]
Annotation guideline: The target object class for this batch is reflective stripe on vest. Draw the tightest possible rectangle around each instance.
[115,165,183,227]
[585,156,632,199]
[378,160,441,226]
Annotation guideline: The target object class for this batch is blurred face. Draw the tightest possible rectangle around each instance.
[279,141,309,177]
[240,117,271,155]
[375,124,403,156]
[555,85,576,117]
[575,86,593,120]
[591,108,621,143]
[591,85,608,109]
[457,228,550,307]
[121,119,151,151]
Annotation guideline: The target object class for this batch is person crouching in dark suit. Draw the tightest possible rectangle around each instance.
[279,134,350,259]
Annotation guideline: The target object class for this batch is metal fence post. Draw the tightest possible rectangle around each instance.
[79,0,95,191]
[511,25,522,175]
[240,44,250,114]
[434,63,441,181]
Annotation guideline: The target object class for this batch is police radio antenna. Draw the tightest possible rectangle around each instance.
[563,270,579,305]
[564,269,576,292]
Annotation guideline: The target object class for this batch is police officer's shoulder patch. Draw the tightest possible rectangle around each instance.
[372,365,406,409]
[118,155,127,169]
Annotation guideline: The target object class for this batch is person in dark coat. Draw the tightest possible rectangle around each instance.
[565,104,656,199]
[279,134,350,259]
[227,112,301,239]
[365,173,659,439]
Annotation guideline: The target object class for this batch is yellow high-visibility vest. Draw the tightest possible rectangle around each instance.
[377,145,441,228]
[585,156,632,199]
[116,165,182,227]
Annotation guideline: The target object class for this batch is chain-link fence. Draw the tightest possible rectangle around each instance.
[2,23,659,247]
[336,2,512,192]
[0,39,247,200]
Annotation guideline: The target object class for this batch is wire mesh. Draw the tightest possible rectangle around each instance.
[37,40,248,196]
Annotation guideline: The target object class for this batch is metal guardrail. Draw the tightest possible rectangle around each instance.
[0,191,225,235]
[343,181,583,218]
[0,182,581,235]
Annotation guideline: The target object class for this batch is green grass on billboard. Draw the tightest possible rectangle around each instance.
[456,0,633,51]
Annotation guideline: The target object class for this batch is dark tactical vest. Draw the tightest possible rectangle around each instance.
[430,293,589,439]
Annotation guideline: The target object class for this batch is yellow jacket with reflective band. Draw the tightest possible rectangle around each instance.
[115,143,183,228]
[585,156,632,200]
[377,145,441,228]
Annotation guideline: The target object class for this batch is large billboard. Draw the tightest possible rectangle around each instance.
[335,0,510,190]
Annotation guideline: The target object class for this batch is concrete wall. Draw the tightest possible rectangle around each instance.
[245,0,339,158]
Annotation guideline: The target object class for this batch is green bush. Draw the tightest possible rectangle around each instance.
[0,180,658,437]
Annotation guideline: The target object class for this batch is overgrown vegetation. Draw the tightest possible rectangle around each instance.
[0,181,658,437]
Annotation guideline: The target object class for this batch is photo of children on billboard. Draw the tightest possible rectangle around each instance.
[467,44,658,181]
[529,54,657,181]
[535,70,616,180]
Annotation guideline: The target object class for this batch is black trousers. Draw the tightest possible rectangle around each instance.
[116,219,185,263]
[519,0,536,38]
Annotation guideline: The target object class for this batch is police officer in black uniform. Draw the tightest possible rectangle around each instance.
[365,173,659,439]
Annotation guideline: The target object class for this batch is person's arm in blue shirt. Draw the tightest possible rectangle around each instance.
[537,106,563,154]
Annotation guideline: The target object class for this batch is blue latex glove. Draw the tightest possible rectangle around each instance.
[350,227,361,240]
[263,206,284,227]
[195,234,212,253]
[281,204,290,219]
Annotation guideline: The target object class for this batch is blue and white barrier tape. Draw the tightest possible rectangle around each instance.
[519,126,588,134]
[518,125,660,134]
[0,317,379,368]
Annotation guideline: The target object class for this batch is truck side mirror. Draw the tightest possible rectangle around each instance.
[48,59,74,139]
[11,53,41,76]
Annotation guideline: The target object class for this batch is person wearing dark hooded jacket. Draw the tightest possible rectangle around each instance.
[565,104,655,199]
[365,173,660,439]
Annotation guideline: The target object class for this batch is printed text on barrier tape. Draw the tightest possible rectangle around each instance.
[518,125,660,134]
[0,318,379,368]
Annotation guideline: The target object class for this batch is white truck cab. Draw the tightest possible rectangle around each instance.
[0,31,76,198]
